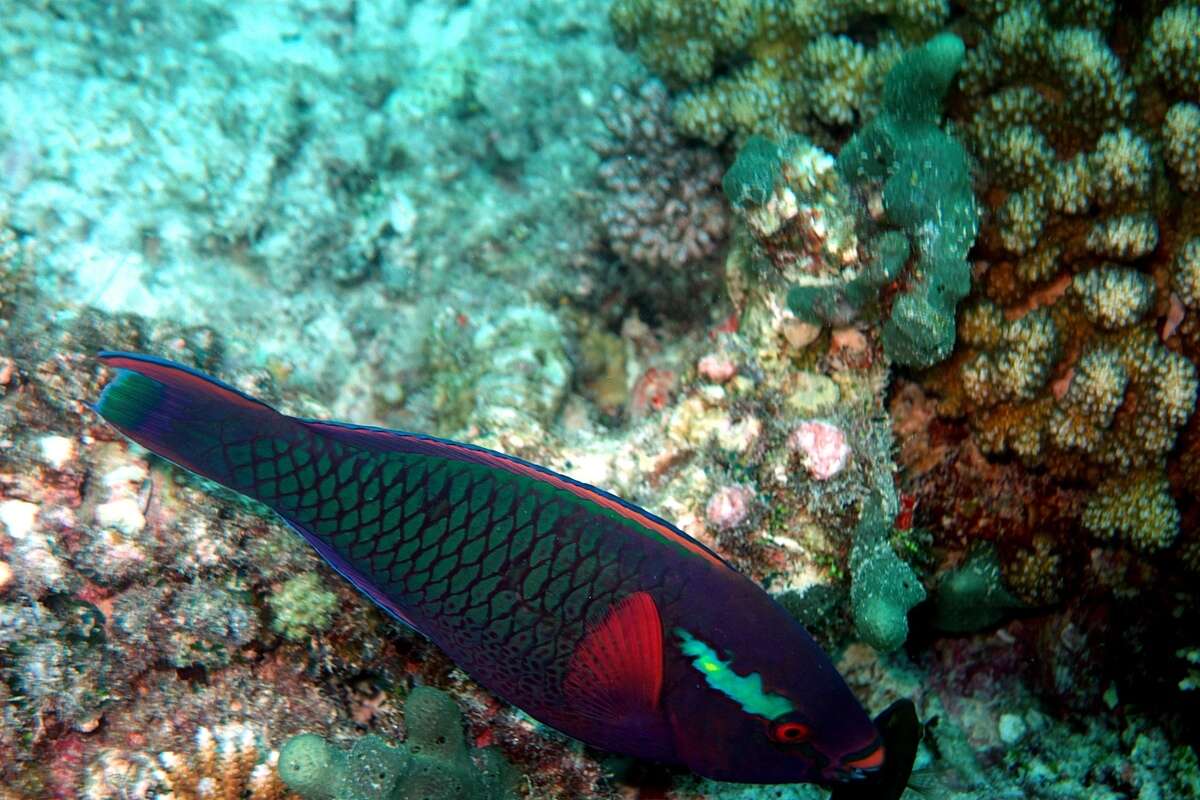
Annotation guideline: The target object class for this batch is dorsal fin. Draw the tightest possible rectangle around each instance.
[562,591,664,723]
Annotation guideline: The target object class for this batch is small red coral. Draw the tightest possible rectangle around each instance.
[629,368,676,418]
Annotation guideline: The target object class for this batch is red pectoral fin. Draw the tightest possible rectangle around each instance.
[563,591,664,722]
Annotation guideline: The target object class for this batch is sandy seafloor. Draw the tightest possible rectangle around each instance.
[1,1,1199,798]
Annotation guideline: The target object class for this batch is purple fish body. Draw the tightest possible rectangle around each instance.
[92,352,909,788]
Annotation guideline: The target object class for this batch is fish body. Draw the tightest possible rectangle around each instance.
[93,352,911,789]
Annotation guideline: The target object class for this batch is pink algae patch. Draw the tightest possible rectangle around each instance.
[788,420,850,480]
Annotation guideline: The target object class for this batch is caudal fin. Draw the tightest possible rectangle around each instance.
[93,351,288,488]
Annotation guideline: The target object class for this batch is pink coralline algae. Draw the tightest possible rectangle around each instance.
[705,485,755,531]
[697,353,737,383]
[788,421,850,480]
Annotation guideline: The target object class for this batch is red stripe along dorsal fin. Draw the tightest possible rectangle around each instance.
[563,591,664,723]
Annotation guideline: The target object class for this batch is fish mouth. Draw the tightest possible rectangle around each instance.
[827,736,886,781]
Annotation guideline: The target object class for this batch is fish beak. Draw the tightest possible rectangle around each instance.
[826,738,886,781]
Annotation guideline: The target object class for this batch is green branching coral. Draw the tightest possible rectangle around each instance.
[609,0,948,146]
[723,34,978,367]
[278,686,518,800]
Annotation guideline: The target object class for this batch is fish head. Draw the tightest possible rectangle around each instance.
[661,580,885,785]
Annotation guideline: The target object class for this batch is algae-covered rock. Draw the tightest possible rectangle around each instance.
[278,686,518,800]
[163,581,260,669]
[427,304,572,434]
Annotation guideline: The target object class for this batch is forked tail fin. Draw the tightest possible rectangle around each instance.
[92,351,290,489]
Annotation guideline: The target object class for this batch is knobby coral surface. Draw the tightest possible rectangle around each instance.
[609,0,950,147]
[922,0,1200,553]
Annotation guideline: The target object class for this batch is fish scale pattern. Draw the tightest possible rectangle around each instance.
[213,421,687,721]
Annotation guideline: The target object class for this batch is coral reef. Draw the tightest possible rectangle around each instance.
[1,0,1199,796]
[278,687,517,800]
[609,0,949,146]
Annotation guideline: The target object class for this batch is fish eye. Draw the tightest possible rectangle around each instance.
[768,719,812,744]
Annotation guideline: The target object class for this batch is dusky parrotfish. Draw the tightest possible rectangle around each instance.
[92,351,919,794]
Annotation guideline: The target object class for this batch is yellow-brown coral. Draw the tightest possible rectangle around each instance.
[609,0,948,146]
[929,1,1200,551]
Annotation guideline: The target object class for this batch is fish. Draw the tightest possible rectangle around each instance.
[91,351,919,791]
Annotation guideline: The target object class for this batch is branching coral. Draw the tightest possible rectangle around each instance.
[928,1,1200,552]
[1082,471,1181,552]
[84,723,291,800]
[592,79,729,315]
[608,0,949,146]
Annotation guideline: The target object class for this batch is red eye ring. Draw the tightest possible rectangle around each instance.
[768,720,812,744]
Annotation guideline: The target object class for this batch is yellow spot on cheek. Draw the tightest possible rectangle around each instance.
[702,661,721,673]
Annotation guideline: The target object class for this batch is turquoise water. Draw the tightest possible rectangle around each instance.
[0,1,1198,798]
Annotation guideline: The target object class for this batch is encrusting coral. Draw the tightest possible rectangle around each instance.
[608,0,950,147]
[268,572,339,643]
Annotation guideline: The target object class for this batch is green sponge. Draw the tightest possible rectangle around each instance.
[278,687,518,800]
[850,490,926,652]
[839,33,979,367]
[279,733,346,800]
[927,545,1023,633]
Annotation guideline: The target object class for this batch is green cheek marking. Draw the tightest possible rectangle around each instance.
[676,628,794,720]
